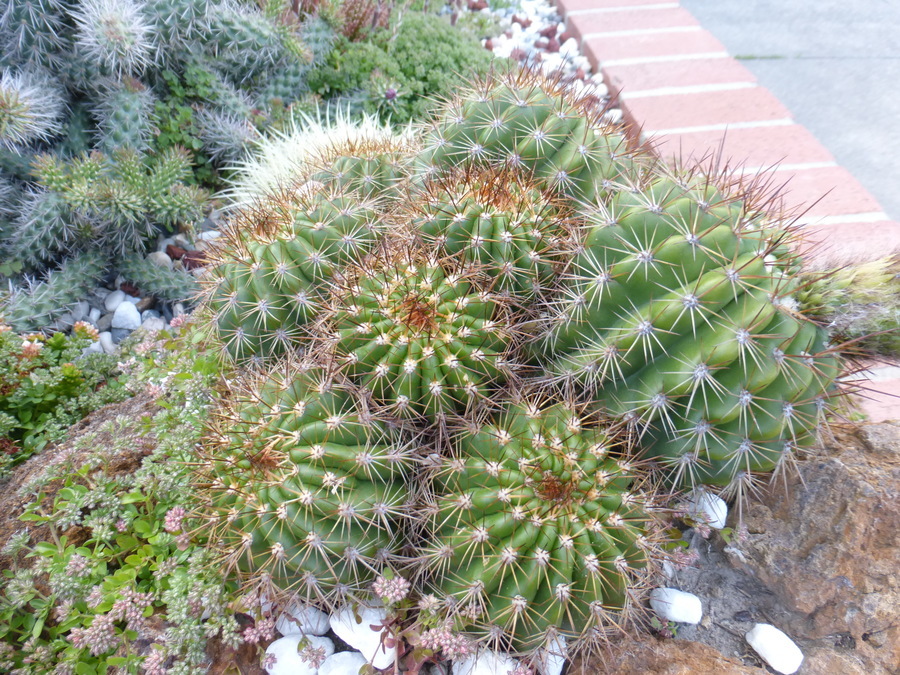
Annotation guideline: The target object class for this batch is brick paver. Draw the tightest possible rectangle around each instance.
[604,57,755,97]
[765,166,884,220]
[627,87,791,132]
[567,7,698,43]
[798,220,900,262]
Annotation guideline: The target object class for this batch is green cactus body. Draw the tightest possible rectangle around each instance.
[0,68,65,151]
[310,150,412,202]
[7,189,78,270]
[325,252,513,419]
[202,360,413,605]
[2,251,107,332]
[258,59,310,108]
[418,167,568,299]
[419,70,639,203]
[205,188,382,360]
[0,0,72,70]
[119,253,199,303]
[543,173,839,489]
[205,1,293,84]
[419,399,651,650]
[94,79,156,154]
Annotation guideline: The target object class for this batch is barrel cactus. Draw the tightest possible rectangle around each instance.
[417,165,571,300]
[203,186,383,360]
[417,397,654,651]
[540,169,841,492]
[198,357,414,606]
[319,246,515,420]
[419,68,644,202]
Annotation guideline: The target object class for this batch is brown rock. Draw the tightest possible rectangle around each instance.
[560,30,574,43]
[573,638,767,675]
[546,37,560,52]
[738,423,900,674]
[539,24,558,39]
[510,48,527,62]
[576,67,587,80]
[484,38,493,51]
[181,250,208,270]
[802,647,869,675]
[467,0,488,9]
[512,14,532,28]
[535,38,548,49]
[119,281,140,296]
[136,296,155,312]
[166,244,187,260]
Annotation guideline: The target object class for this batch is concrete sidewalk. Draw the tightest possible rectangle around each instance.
[680,0,900,222]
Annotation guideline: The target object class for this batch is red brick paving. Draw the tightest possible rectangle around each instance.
[567,7,698,43]
[604,57,756,96]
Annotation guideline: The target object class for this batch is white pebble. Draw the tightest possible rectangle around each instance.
[98,331,115,355]
[329,605,396,670]
[88,307,101,324]
[318,651,367,675]
[71,300,90,322]
[81,340,103,356]
[264,635,334,675]
[196,230,221,241]
[147,251,173,270]
[649,588,703,624]
[276,603,330,637]
[111,302,141,330]
[451,649,519,675]
[559,38,579,57]
[104,290,125,312]
[683,490,728,529]
[745,623,804,674]
[141,317,167,333]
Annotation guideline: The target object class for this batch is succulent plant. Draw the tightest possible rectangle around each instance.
[540,169,841,492]
[417,397,654,651]
[93,77,157,154]
[198,357,414,606]
[321,246,515,420]
[419,68,642,203]
[118,252,200,303]
[0,68,66,151]
[203,185,382,360]
[72,0,156,76]
[0,0,73,70]
[417,165,570,300]
[2,251,107,332]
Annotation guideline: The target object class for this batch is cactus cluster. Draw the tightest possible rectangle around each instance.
[0,0,337,331]
[194,68,846,661]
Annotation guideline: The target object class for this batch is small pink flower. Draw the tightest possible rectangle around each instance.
[164,507,186,533]
[373,575,410,604]
[20,340,43,358]
[169,314,187,328]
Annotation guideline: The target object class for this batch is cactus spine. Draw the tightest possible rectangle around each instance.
[199,358,413,605]
[418,398,653,651]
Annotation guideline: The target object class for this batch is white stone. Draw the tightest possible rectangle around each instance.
[104,290,125,313]
[147,251,173,270]
[141,317,167,333]
[111,301,141,330]
[98,331,115,355]
[329,605,396,670]
[71,300,90,323]
[452,650,519,675]
[264,635,334,675]
[318,651,367,675]
[124,294,141,304]
[173,302,185,316]
[745,624,804,674]
[602,108,623,124]
[88,307,101,324]
[196,229,221,241]
[683,490,728,529]
[535,636,566,675]
[276,603,330,637]
[649,588,703,624]
[81,340,103,356]
[559,38,579,57]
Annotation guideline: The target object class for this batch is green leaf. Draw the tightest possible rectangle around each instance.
[120,492,146,504]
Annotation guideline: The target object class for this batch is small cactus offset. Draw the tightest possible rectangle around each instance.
[92,78,157,154]
[203,185,383,360]
[197,357,414,606]
[320,246,515,420]
[540,168,841,492]
[417,396,655,652]
[0,0,73,70]
[72,0,156,76]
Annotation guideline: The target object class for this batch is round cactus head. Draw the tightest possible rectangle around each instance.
[541,166,841,494]
[419,67,643,202]
[196,357,414,607]
[416,165,572,300]
[417,395,655,652]
[202,185,383,361]
[320,245,516,421]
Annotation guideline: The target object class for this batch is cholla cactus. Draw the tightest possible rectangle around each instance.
[194,107,258,165]
[2,251,107,332]
[540,168,841,493]
[92,78,156,153]
[321,246,516,420]
[417,397,655,652]
[197,357,414,607]
[5,189,78,270]
[72,0,156,76]
[0,0,73,70]
[0,68,65,151]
